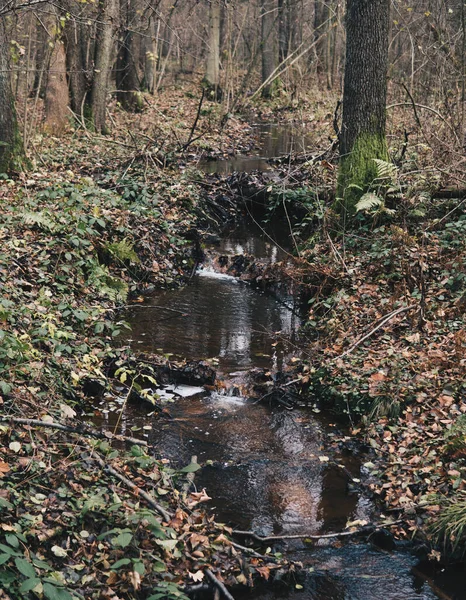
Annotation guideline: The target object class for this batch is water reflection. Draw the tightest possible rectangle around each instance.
[126,270,297,372]
[198,122,312,174]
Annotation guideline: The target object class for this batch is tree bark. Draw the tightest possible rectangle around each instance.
[337,0,390,214]
[314,0,329,77]
[0,16,23,172]
[261,0,277,98]
[116,0,142,111]
[278,0,288,62]
[143,15,158,94]
[63,17,89,116]
[204,0,222,100]
[44,7,70,135]
[91,0,118,132]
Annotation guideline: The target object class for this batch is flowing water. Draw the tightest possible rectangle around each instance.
[92,124,465,598]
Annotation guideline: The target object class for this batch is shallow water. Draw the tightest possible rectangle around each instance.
[198,122,312,174]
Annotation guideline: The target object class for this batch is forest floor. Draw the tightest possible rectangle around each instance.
[1,78,466,598]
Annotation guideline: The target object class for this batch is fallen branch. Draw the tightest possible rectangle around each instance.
[0,416,148,447]
[337,305,416,359]
[230,540,274,561]
[232,520,403,543]
[91,451,173,522]
[205,569,236,600]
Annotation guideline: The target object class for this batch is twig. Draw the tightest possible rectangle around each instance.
[205,569,236,600]
[181,88,205,151]
[337,305,416,359]
[230,541,274,561]
[121,304,187,315]
[91,451,173,522]
[232,520,403,543]
[0,416,148,447]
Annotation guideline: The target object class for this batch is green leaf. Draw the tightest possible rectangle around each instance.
[19,577,42,593]
[131,445,145,457]
[0,543,21,556]
[15,557,36,578]
[112,532,132,548]
[43,583,74,600]
[5,534,19,548]
[111,558,131,570]
[0,496,13,510]
[156,539,178,552]
[0,553,11,565]
[132,560,145,575]
[0,380,12,394]
[180,461,201,473]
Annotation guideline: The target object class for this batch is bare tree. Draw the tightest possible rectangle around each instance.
[204,0,222,100]
[0,16,23,172]
[91,0,118,132]
[261,0,277,98]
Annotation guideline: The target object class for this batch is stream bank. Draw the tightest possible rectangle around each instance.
[1,98,465,598]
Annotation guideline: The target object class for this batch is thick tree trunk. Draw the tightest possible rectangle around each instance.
[91,0,118,132]
[204,0,222,100]
[0,17,23,172]
[116,0,142,111]
[261,0,277,98]
[337,0,390,214]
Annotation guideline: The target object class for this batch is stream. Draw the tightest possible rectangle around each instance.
[93,123,464,599]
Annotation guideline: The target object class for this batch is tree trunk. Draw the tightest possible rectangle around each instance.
[261,0,277,98]
[204,0,222,100]
[143,16,159,94]
[278,0,288,62]
[0,17,23,172]
[116,0,142,111]
[337,0,390,215]
[91,0,118,132]
[44,39,70,133]
[314,0,329,77]
[63,18,89,116]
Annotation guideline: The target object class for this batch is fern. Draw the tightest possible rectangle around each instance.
[105,238,139,264]
[21,211,57,232]
[373,159,397,182]
[355,192,383,213]
[88,264,128,302]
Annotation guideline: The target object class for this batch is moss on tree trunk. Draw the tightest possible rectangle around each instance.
[337,0,390,218]
[336,132,389,213]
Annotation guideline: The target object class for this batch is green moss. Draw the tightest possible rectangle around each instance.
[336,132,389,216]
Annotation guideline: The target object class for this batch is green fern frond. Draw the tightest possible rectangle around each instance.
[355,192,383,213]
[105,238,139,264]
[88,264,128,302]
[373,159,397,182]
[21,211,57,232]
